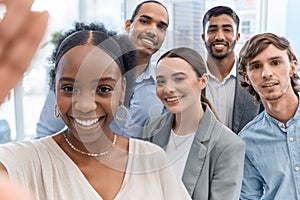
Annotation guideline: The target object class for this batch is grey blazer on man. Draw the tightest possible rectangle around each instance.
[204,66,261,134]
[232,72,261,133]
[143,104,245,200]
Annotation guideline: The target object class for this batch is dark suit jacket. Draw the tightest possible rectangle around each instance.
[204,66,261,134]
[143,104,245,200]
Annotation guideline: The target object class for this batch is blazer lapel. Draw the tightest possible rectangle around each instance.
[150,113,174,148]
[182,141,207,196]
[232,72,247,133]
[182,105,216,196]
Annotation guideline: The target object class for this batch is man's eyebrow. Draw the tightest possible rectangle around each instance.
[248,60,260,66]
[139,14,152,20]
[222,24,234,28]
[159,20,169,27]
[156,75,164,79]
[139,14,169,27]
[208,24,233,28]
[269,56,284,61]
[207,24,218,29]
[249,56,284,65]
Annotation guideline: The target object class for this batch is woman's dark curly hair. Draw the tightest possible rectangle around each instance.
[48,22,137,105]
[239,32,300,103]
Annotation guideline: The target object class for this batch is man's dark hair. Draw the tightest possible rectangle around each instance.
[129,0,168,22]
[202,6,240,32]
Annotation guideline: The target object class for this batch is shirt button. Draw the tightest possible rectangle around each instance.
[295,166,300,171]
[289,137,295,142]
[278,122,284,127]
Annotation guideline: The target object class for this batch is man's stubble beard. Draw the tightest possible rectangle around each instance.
[205,40,237,60]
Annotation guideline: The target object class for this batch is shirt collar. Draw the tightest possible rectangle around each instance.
[230,59,237,77]
[207,58,237,81]
[135,50,166,83]
[135,61,156,83]
[265,95,300,129]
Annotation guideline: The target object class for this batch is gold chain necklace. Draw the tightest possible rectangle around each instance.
[63,132,117,157]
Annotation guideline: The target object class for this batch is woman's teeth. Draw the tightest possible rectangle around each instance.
[166,97,181,102]
[75,118,99,127]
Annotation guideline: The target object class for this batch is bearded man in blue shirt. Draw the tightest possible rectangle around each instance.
[238,32,300,199]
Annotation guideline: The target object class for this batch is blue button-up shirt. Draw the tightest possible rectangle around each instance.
[110,62,164,138]
[239,102,300,200]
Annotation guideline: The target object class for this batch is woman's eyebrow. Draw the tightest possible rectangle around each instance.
[92,77,117,84]
[172,72,187,77]
[58,77,76,82]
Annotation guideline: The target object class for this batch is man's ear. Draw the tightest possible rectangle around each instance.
[125,20,132,33]
[201,33,205,42]
[236,32,241,42]
[290,60,298,76]
[244,74,251,85]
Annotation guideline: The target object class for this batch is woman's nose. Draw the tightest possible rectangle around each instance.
[163,84,175,94]
[73,92,97,113]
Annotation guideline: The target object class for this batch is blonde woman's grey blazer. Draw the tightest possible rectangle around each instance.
[143,104,245,200]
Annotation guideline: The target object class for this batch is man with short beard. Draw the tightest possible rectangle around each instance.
[201,6,261,133]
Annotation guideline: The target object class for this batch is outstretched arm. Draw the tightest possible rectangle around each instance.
[0,0,48,103]
[0,168,33,200]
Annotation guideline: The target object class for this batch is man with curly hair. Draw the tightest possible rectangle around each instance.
[238,32,300,200]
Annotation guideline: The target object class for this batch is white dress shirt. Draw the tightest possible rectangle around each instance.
[205,60,237,130]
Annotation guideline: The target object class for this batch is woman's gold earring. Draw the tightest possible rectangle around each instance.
[291,72,296,77]
[115,103,128,121]
[54,104,60,118]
